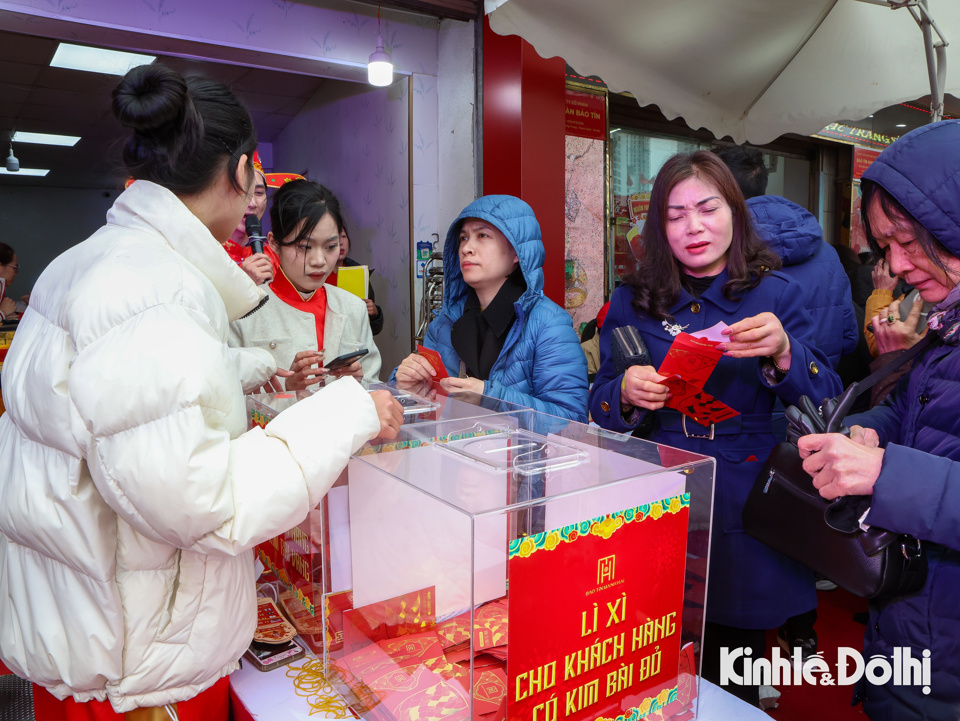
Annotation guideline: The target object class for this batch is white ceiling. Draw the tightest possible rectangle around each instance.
[0,28,338,189]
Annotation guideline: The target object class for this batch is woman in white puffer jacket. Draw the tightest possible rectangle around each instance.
[0,63,401,719]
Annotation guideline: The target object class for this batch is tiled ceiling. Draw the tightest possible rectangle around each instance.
[0,29,335,189]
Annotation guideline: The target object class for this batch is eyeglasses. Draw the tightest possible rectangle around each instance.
[3,264,20,273]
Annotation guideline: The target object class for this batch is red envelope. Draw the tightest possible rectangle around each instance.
[443,647,473,665]
[658,332,723,389]
[417,344,449,379]
[342,587,437,655]
[385,667,471,721]
[379,631,446,676]
[436,614,471,649]
[341,642,396,683]
[662,376,739,426]
[472,668,508,716]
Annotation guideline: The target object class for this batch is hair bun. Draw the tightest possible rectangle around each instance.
[112,64,189,134]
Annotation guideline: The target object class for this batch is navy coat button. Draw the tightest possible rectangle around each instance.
[809,361,819,375]
[919,394,930,405]
[600,401,610,413]
[691,302,701,313]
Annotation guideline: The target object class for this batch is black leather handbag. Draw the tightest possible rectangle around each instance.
[742,334,937,599]
[743,442,927,598]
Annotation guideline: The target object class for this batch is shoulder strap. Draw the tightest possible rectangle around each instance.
[823,332,939,432]
[854,332,939,397]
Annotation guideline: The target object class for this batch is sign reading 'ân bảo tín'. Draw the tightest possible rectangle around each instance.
[507,497,691,721]
[565,89,606,141]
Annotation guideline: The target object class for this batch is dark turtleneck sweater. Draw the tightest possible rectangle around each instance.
[450,265,527,380]
[681,272,719,299]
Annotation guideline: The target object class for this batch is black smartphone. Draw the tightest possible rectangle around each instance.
[243,638,304,672]
[325,348,369,371]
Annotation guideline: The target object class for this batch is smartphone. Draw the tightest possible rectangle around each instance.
[325,348,369,371]
[900,289,928,332]
[243,638,305,672]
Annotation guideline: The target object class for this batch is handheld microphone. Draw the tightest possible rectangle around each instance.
[245,215,267,254]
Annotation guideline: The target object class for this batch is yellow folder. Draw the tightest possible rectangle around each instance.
[338,265,369,300]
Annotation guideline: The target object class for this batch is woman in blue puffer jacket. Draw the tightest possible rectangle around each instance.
[393,195,588,422]
[800,120,960,721]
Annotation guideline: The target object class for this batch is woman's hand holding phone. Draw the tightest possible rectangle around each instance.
[322,348,368,381]
[328,360,363,381]
[285,351,326,391]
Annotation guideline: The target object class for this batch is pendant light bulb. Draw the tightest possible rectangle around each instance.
[368,33,393,87]
[5,142,19,173]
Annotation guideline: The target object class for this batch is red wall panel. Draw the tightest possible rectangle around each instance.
[482,19,566,305]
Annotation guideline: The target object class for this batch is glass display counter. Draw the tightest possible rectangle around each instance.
[247,384,715,721]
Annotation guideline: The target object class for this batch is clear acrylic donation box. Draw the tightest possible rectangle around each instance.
[246,387,715,721]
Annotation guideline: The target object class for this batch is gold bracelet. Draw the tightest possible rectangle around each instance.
[770,356,789,375]
[620,375,633,412]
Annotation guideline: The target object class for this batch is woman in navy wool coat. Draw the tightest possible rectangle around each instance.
[801,120,960,721]
[590,151,842,706]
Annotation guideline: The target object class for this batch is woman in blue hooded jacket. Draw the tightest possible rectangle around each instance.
[393,195,588,422]
[800,120,960,721]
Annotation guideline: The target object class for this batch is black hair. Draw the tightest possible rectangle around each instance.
[713,145,768,199]
[0,242,13,266]
[269,180,343,247]
[338,220,351,255]
[628,151,780,321]
[860,179,955,274]
[112,63,256,195]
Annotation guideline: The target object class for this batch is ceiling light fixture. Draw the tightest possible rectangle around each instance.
[0,168,48,177]
[896,123,908,127]
[13,131,80,147]
[50,43,155,76]
[5,141,18,172]
[367,6,394,87]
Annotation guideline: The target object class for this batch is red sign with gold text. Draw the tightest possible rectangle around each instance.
[508,497,690,721]
[565,89,607,141]
[853,148,881,181]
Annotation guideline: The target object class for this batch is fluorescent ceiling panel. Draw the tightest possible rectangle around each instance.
[50,43,155,76]
[0,168,50,177]
[12,131,80,147]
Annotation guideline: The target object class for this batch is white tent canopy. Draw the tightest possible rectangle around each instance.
[486,0,960,144]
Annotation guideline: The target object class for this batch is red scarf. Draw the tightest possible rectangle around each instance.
[270,269,327,349]
[222,239,251,263]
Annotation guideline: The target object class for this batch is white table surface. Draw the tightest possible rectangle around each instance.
[230,649,771,721]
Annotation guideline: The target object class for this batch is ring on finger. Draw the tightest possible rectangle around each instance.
[886,314,896,324]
